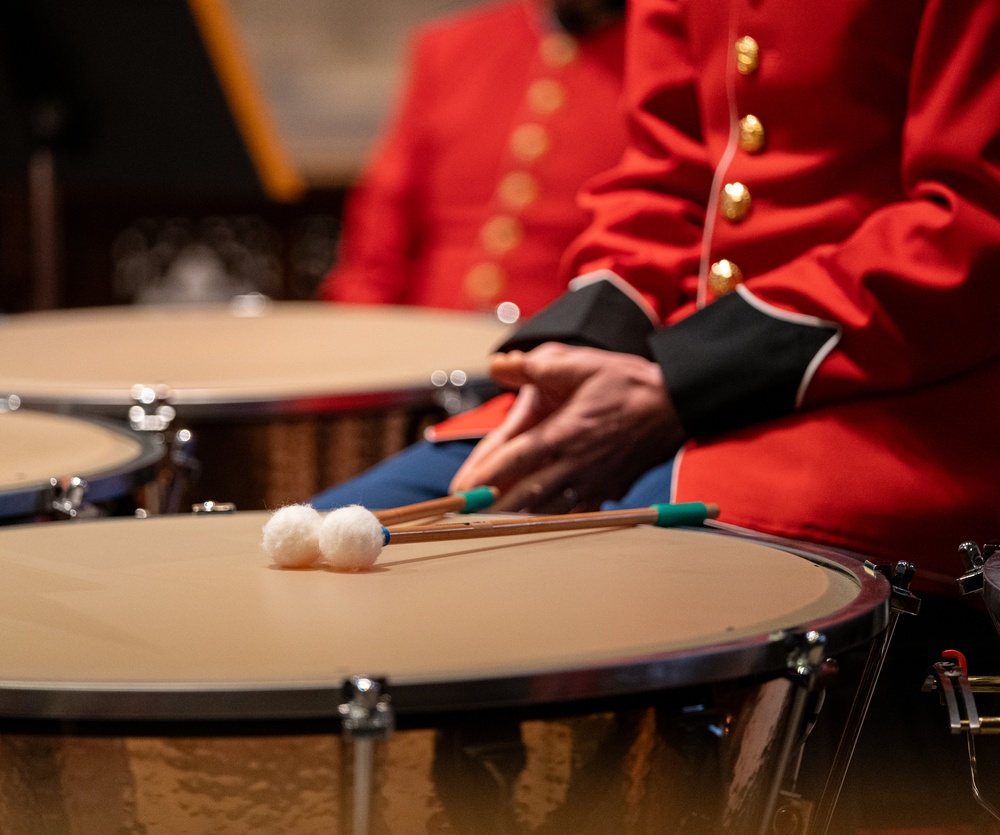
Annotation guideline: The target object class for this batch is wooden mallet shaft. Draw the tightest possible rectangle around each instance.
[384,502,719,544]
[374,486,499,526]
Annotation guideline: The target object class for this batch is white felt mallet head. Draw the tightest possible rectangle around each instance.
[261,504,323,568]
[318,504,387,571]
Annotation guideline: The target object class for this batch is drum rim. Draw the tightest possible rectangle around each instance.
[0,522,890,726]
[0,301,505,418]
[11,381,499,420]
[0,411,163,519]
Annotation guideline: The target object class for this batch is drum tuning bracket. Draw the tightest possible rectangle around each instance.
[430,368,498,415]
[128,384,176,433]
[918,540,1000,823]
[338,675,394,740]
[923,650,1000,822]
[46,476,93,519]
[955,540,1000,596]
[810,561,921,835]
[757,630,834,835]
[338,676,394,835]
[128,384,202,514]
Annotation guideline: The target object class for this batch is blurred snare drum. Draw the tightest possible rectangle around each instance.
[0,512,890,834]
[0,300,508,510]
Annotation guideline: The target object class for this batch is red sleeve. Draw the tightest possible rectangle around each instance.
[746,0,1000,405]
[564,0,1000,421]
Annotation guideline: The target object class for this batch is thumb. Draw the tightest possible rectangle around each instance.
[489,351,530,390]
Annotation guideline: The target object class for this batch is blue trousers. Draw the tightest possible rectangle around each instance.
[310,440,675,511]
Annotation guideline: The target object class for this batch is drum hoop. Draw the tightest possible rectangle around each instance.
[0,523,890,727]
[12,380,499,421]
[0,413,163,518]
[0,302,505,419]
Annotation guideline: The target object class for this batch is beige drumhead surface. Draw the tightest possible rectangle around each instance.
[0,410,147,490]
[0,301,509,406]
[0,512,860,695]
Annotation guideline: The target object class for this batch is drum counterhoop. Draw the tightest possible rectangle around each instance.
[0,408,163,521]
[0,513,890,834]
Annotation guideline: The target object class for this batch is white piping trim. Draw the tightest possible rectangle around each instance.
[568,269,660,324]
[735,284,843,408]
[668,443,685,503]
[734,284,840,329]
[697,15,742,310]
[796,332,841,408]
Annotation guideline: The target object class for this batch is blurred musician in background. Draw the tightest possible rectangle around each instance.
[316,0,628,320]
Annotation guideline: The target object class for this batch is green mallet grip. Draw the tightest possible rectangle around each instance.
[457,486,499,513]
[651,502,718,527]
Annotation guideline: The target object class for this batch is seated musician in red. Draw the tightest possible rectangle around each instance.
[317,0,1000,593]
[316,0,628,319]
[312,4,1000,825]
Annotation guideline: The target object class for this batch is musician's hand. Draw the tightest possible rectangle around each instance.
[449,343,686,511]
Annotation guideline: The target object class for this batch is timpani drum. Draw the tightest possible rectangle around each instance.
[0,512,890,834]
[0,406,163,522]
[0,300,508,511]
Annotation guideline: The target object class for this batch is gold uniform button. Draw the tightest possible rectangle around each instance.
[739,114,766,153]
[480,215,524,254]
[708,260,744,295]
[527,78,567,115]
[498,171,540,211]
[540,33,580,68]
[720,182,752,222]
[465,263,507,303]
[510,123,550,162]
[735,36,760,76]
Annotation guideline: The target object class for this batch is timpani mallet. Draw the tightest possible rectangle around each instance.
[316,502,720,571]
[261,487,499,568]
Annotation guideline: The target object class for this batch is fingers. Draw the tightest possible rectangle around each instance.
[454,344,664,508]
[452,421,556,495]
[453,345,620,496]
[491,343,594,393]
[492,456,587,513]
[449,384,546,492]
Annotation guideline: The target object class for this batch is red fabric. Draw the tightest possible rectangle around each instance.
[567,0,1000,403]
[424,392,517,442]
[561,0,1000,589]
[317,1,628,318]
[438,0,1000,590]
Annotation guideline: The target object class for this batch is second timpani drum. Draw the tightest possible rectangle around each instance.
[0,300,508,510]
[0,512,890,834]
[0,406,163,521]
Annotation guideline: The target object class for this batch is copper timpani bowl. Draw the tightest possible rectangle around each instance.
[0,512,889,834]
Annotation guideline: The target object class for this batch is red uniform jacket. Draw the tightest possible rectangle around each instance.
[484,0,1000,591]
[317,0,627,318]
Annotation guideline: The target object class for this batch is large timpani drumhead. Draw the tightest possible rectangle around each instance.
[0,408,162,521]
[0,301,507,413]
[0,301,509,510]
[0,513,886,719]
[0,515,889,834]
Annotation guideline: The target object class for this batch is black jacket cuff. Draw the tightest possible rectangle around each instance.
[649,292,839,437]
[497,280,655,358]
